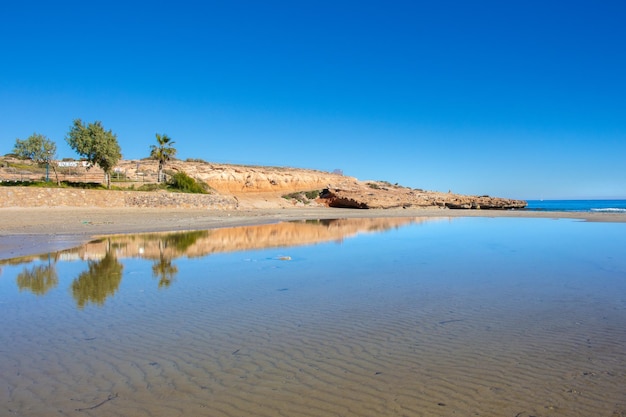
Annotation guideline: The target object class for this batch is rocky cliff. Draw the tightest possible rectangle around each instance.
[0,157,527,210]
[319,183,526,210]
[133,159,526,210]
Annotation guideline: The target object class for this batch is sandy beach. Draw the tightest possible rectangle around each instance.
[1,206,625,260]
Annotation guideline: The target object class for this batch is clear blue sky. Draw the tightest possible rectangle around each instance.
[1,1,625,199]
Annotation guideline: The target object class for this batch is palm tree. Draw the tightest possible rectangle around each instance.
[150,133,177,183]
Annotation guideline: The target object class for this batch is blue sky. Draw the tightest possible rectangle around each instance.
[1,1,625,199]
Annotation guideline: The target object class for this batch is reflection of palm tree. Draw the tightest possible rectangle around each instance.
[16,263,58,295]
[152,255,178,288]
[147,230,208,289]
[71,245,123,309]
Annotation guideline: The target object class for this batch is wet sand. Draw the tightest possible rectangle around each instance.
[1,206,625,260]
[2,216,626,416]
[2,212,626,416]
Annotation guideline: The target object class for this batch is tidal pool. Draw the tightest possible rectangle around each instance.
[1,217,625,416]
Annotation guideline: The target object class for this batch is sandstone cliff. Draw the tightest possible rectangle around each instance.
[127,159,526,210]
[0,157,527,210]
[319,183,526,210]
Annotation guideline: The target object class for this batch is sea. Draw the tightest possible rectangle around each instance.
[525,199,626,213]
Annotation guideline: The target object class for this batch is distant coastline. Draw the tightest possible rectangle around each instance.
[525,199,626,213]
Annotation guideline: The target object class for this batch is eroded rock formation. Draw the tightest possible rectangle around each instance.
[319,183,526,210]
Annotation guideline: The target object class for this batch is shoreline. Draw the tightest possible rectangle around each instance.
[1,207,625,261]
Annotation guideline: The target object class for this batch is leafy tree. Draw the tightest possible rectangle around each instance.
[150,133,177,183]
[66,119,122,189]
[13,133,60,184]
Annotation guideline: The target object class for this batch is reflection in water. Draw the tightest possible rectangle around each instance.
[152,256,178,289]
[149,231,208,288]
[16,261,58,295]
[3,218,430,305]
[163,230,209,252]
[93,217,422,261]
[2,218,625,416]
[71,241,123,308]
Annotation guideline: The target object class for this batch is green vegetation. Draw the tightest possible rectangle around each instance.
[13,133,56,164]
[304,190,320,199]
[4,119,207,192]
[0,180,108,189]
[13,133,59,184]
[62,181,109,190]
[66,119,121,189]
[185,158,209,164]
[167,171,209,194]
[282,190,320,204]
[150,133,177,183]
[367,180,400,190]
[130,183,167,192]
[1,168,209,194]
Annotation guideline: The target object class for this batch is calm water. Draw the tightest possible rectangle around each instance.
[526,199,626,212]
[1,217,625,416]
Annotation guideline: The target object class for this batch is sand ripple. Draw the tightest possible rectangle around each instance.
[2,222,626,417]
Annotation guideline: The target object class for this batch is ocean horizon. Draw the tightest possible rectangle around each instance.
[525,199,626,213]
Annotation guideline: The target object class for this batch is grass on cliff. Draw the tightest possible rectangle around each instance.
[282,190,320,204]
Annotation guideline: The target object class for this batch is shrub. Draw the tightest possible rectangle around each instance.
[185,158,209,164]
[282,190,320,204]
[167,172,208,194]
[305,190,320,199]
[62,181,107,190]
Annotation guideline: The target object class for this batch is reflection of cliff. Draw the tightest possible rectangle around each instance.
[71,217,431,261]
[2,217,438,269]
[71,243,123,308]
[6,217,439,306]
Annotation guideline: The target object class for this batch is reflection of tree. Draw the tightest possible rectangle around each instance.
[161,230,209,252]
[152,255,178,288]
[146,230,207,289]
[71,247,123,309]
[16,263,58,295]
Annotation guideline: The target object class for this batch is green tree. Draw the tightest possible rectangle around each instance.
[13,133,60,184]
[66,119,122,188]
[150,133,177,183]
